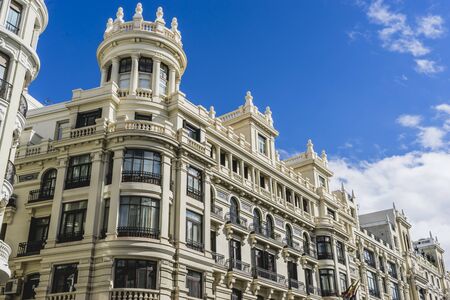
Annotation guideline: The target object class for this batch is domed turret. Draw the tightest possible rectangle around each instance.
[97,3,187,100]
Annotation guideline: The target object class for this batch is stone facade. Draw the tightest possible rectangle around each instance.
[0,0,47,283]
[0,3,448,300]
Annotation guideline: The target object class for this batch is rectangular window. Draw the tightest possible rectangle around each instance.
[318,175,327,188]
[220,152,226,166]
[20,217,50,256]
[229,239,242,269]
[100,199,109,239]
[105,151,114,185]
[65,154,91,189]
[327,208,336,220]
[317,236,333,260]
[258,134,267,155]
[135,112,152,121]
[159,63,169,95]
[51,263,78,293]
[75,108,102,128]
[253,248,277,280]
[244,165,249,179]
[210,231,216,252]
[0,224,6,241]
[367,270,380,298]
[187,166,202,201]
[114,259,157,289]
[364,249,376,268]
[58,201,87,243]
[339,272,348,291]
[336,240,346,264]
[287,261,298,289]
[119,57,132,89]
[305,269,314,295]
[183,121,200,142]
[54,120,69,140]
[388,261,397,279]
[138,57,152,89]
[379,256,385,272]
[231,288,242,300]
[303,198,309,213]
[232,159,238,173]
[118,196,160,238]
[122,149,161,184]
[186,270,203,298]
[6,1,21,35]
[186,210,203,251]
[319,269,336,296]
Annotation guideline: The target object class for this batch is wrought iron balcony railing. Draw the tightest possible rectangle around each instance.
[224,213,248,230]
[121,170,161,185]
[186,239,204,252]
[0,78,12,102]
[117,226,160,239]
[57,231,84,243]
[65,176,91,189]
[4,160,15,185]
[28,188,55,202]
[227,259,251,274]
[289,278,306,292]
[17,240,46,257]
[253,267,287,285]
[5,22,19,34]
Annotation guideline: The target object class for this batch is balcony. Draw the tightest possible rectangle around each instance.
[47,292,77,300]
[121,170,161,185]
[18,94,28,118]
[110,289,160,300]
[224,213,248,237]
[65,176,90,189]
[0,78,12,103]
[4,160,15,186]
[249,223,283,249]
[253,267,287,286]
[303,244,318,261]
[28,188,55,203]
[321,289,337,297]
[57,231,84,243]
[227,259,251,275]
[211,252,227,269]
[186,239,204,252]
[5,22,19,35]
[117,227,160,239]
[17,240,45,257]
[186,186,202,201]
[210,204,224,222]
[0,240,11,283]
[289,278,306,293]
[307,285,321,295]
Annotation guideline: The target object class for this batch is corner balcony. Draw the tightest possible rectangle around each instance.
[0,240,11,282]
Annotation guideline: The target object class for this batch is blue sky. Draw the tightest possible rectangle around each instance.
[33,1,450,257]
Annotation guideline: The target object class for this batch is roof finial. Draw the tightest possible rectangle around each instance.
[115,7,124,23]
[306,139,314,155]
[156,7,165,24]
[321,150,328,163]
[209,106,216,119]
[393,202,396,210]
[341,181,345,192]
[105,18,114,33]
[351,189,355,198]
[171,17,178,31]
[134,3,143,20]
[245,91,254,107]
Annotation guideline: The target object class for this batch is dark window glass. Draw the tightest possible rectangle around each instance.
[388,261,397,278]
[58,201,87,242]
[305,269,313,294]
[220,152,226,166]
[159,63,169,95]
[303,233,311,256]
[285,225,293,247]
[135,113,152,121]
[303,198,309,213]
[0,224,6,241]
[28,217,50,242]
[339,272,347,291]
[123,149,161,184]
[40,169,56,200]
[391,283,400,300]
[379,256,385,272]
[210,231,216,252]
[229,239,242,269]
[258,134,267,155]
[327,208,336,220]
[100,199,109,239]
[319,269,336,296]
[183,121,200,142]
[317,236,333,259]
[287,261,298,289]
[253,248,276,273]
[119,57,132,89]
[186,210,203,251]
[118,196,160,238]
[186,270,202,298]
[138,57,153,73]
[105,152,114,185]
[119,57,132,73]
[336,240,346,264]
[231,288,242,300]
[367,270,380,297]
[6,1,21,34]
[65,155,91,189]
[75,109,102,128]
[187,166,202,200]
[106,64,112,82]
[229,198,240,224]
[364,249,376,268]
[0,52,9,81]
[51,263,78,293]
[265,215,274,239]
[23,273,40,299]
[114,259,157,289]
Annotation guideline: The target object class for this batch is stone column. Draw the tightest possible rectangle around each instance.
[84,151,105,240]
[174,159,188,245]
[168,67,176,95]
[204,171,212,254]
[152,59,161,97]
[45,155,68,247]
[106,149,124,238]
[228,153,233,175]
[129,54,139,95]
[100,66,107,86]
[111,57,120,85]
[160,154,172,241]
[215,145,221,167]
[159,260,174,300]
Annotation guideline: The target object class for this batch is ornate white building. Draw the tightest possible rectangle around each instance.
[0,3,448,300]
[0,0,47,283]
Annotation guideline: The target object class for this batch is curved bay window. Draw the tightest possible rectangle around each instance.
[317,236,333,260]
[114,259,157,290]
[122,149,161,185]
[65,154,91,189]
[39,169,56,200]
[319,269,336,296]
[118,57,132,89]
[118,196,160,239]
[159,63,168,95]
[285,225,293,247]
[187,166,202,200]
[138,57,153,89]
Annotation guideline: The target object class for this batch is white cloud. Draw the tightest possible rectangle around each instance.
[415,59,445,75]
[417,15,445,39]
[418,127,446,149]
[397,114,422,127]
[435,103,450,114]
[329,151,450,267]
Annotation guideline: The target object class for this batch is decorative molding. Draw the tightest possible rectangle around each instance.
[18,172,39,182]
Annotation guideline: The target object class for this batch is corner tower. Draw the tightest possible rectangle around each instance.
[96,4,187,101]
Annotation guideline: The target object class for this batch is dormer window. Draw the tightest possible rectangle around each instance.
[118,57,132,89]
[159,63,168,95]
[6,1,22,35]
[138,57,153,89]
[258,134,267,155]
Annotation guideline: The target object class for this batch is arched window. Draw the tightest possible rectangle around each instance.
[285,224,293,247]
[230,197,239,224]
[118,57,132,89]
[266,215,274,239]
[138,57,153,89]
[40,168,56,199]
[303,233,310,255]
[253,209,262,234]
[159,63,168,95]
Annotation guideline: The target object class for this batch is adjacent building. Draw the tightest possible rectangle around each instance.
[0,3,447,300]
[0,0,47,283]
